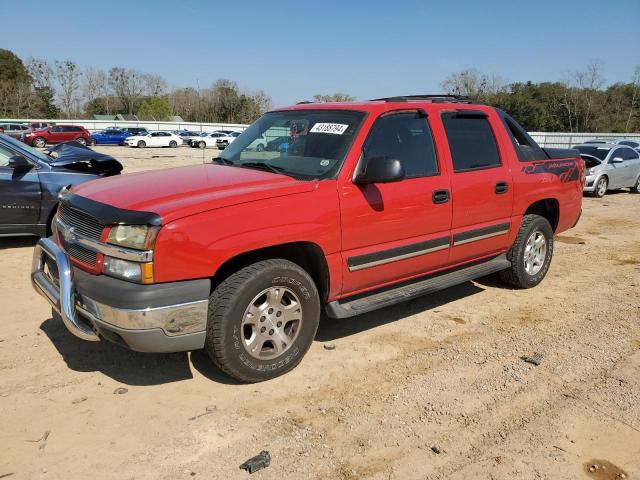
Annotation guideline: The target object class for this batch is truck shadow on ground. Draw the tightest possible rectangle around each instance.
[39,280,486,386]
[315,281,484,341]
[0,237,37,250]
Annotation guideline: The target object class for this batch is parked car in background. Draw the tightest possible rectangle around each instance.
[0,123,30,139]
[574,143,640,197]
[191,130,236,148]
[91,129,133,145]
[583,138,617,144]
[178,131,205,145]
[26,121,53,131]
[21,125,93,147]
[247,134,268,151]
[612,138,640,151]
[30,96,584,382]
[118,127,149,136]
[124,131,182,148]
[215,131,242,149]
[0,134,121,237]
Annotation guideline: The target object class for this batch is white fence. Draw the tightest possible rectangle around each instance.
[0,118,249,134]
[529,132,640,149]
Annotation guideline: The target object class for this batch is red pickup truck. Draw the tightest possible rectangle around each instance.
[31,95,583,382]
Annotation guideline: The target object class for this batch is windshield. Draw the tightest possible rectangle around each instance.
[575,145,610,161]
[0,133,52,163]
[217,110,366,180]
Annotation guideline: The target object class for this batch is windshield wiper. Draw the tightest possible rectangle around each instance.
[238,162,292,177]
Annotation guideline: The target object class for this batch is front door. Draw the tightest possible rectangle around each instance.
[440,110,514,264]
[340,111,452,295]
[0,143,41,229]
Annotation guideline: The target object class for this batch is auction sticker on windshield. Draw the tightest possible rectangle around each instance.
[310,123,349,135]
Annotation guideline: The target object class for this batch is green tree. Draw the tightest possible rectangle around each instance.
[0,49,31,83]
[137,96,172,120]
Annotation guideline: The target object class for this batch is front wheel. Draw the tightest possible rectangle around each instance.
[137,140,146,148]
[75,137,87,146]
[32,137,46,148]
[630,176,640,193]
[592,176,608,198]
[198,141,206,149]
[205,259,320,383]
[499,214,553,289]
[256,143,265,152]
[169,140,178,148]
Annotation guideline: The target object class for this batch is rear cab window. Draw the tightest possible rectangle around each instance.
[441,110,501,172]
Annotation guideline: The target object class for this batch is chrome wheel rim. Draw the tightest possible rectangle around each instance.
[240,286,303,360]
[597,178,607,196]
[524,231,547,276]
[34,138,45,147]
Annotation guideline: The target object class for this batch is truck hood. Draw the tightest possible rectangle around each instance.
[70,164,317,224]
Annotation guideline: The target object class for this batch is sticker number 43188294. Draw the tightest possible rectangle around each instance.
[310,123,349,135]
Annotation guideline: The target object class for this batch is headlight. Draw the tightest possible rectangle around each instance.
[107,225,159,250]
[103,257,154,283]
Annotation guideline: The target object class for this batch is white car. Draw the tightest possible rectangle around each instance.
[191,130,237,149]
[215,131,242,150]
[124,131,182,148]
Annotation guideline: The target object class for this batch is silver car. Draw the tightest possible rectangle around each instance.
[575,143,640,197]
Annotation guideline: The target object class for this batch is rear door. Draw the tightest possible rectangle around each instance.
[340,110,452,295]
[0,143,41,228]
[440,110,514,264]
[48,125,65,143]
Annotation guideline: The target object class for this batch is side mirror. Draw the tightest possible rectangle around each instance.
[610,157,623,164]
[8,155,32,171]
[355,157,405,185]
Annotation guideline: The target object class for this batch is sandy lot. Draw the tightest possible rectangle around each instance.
[1,146,639,480]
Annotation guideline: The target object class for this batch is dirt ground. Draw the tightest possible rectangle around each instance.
[1,145,639,480]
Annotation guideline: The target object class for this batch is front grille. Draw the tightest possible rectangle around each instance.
[58,203,104,241]
[67,243,98,266]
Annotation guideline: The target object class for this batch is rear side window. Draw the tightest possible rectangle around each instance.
[442,111,501,172]
[500,113,548,161]
[363,112,439,178]
[620,147,639,160]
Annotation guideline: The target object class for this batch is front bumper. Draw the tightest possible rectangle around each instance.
[583,174,596,192]
[31,238,209,352]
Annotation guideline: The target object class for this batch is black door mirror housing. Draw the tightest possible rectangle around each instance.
[8,155,32,171]
[355,157,405,185]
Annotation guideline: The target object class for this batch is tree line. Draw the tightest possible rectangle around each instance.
[1,48,638,132]
[441,62,640,133]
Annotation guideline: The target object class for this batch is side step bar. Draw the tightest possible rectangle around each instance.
[325,254,510,319]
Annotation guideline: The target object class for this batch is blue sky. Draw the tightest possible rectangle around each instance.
[3,0,639,107]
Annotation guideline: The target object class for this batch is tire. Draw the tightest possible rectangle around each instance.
[205,259,320,383]
[256,143,265,152]
[169,140,178,148]
[75,137,87,146]
[498,214,554,289]
[137,140,146,148]
[630,175,640,193]
[592,176,608,198]
[198,141,206,149]
[32,137,46,148]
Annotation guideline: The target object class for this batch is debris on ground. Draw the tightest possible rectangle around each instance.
[26,430,50,450]
[323,343,336,350]
[584,459,628,479]
[113,387,128,395]
[72,396,88,404]
[188,405,217,421]
[240,451,271,474]
[431,445,444,454]
[521,352,544,366]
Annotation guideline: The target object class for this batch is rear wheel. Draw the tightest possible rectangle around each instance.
[499,214,553,289]
[205,259,320,383]
[256,143,265,152]
[198,141,206,149]
[630,176,640,193]
[137,140,146,148]
[169,140,178,148]
[592,176,608,198]
[32,137,46,148]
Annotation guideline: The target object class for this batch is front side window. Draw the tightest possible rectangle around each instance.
[442,112,501,172]
[51,126,63,132]
[362,112,439,178]
[218,109,366,180]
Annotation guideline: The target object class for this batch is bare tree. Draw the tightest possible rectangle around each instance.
[575,60,606,130]
[626,65,640,132]
[26,57,53,89]
[54,60,81,117]
[441,68,503,98]
[109,67,145,114]
[143,73,167,96]
[313,93,355,102]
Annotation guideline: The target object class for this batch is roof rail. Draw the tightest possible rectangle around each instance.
[370,94,474,104]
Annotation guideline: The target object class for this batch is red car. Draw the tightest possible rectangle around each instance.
[31,95,584,382]
[22,124,92,147]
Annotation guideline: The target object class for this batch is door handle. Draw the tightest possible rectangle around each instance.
[495,182,509,194]
[432,189,450,204]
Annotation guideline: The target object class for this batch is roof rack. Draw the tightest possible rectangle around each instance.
[296,100,313,105]
[370,94,474,104]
